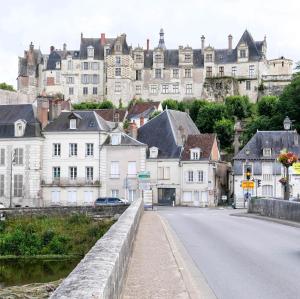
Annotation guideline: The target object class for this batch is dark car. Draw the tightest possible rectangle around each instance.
[94,197,125,207]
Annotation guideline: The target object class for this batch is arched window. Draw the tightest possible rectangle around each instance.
[14,120,26,137]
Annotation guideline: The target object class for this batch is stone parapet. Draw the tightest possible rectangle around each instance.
[50,198,144,299]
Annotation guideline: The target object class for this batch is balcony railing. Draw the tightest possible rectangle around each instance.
[261,74,292,82]
[42,178,101,187]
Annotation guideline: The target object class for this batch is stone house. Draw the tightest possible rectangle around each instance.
[137,108,229,206]
[0,104,43,207]
[233,120,300,206]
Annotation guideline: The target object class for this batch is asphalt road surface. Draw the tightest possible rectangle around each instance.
[158,207,300,299]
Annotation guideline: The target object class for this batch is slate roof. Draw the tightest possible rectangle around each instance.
[137,109,199,159]
[181,134,216,161]
[18,49,43,77]
[0,104,42,138]
[234,130,300,160]
[95,109,127,122]
[46,50,61,70]
[80,38,105,60]
[44,111,110,132]
[104,133,146,146]
[127,102,161,119]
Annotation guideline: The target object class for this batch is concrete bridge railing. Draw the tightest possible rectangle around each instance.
[50,198,144,299]
[249,198,300,223]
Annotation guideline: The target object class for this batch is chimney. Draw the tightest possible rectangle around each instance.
[37,97,49,129]
[140,116,144,126]
[228,34,233,51]
[129,122,138,139]
[146,39,150,51]
[101,33,106,45]
[81,32,83,39]
[50,46,54,53]
[201,35,205,51]
[29,42,34,52]
[63,43,67,52]
[49,99,62,121]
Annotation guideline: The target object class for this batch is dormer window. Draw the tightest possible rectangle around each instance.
[113,113,120,122]
[115,44,121,52]
[190,148,201,160]
[14,120,26,137]
[185,54,191,62]
[239,49,246,58]
[55,61,61,69]
[149,147,158,159]
[263,148,272,157]
[87,46,94,58]
[70,119,77,129]
[111,133,121,145]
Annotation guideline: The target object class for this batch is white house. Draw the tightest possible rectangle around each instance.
[0,104,43,207]
[233,118,300,206]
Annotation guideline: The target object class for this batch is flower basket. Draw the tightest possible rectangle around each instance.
[279,177,287,185]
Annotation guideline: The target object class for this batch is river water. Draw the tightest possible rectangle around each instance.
[0,257,81,288]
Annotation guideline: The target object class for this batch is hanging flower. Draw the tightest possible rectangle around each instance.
[278,149,298,168]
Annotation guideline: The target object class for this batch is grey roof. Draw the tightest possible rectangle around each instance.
[104,133,146,146]
[0,104,41,138]
[18,49,43,77]
[44,111,110,132]
[234,130,300,160]
[46,51,61,70]
[80,38,105,60]
[137,109,200,159]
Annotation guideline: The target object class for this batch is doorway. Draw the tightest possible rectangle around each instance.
[158,188,176,205]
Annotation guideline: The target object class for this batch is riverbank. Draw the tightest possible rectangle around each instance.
[0,279,62,299]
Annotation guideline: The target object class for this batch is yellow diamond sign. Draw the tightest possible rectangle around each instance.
[293,162,300,175]
[242,181,255,189]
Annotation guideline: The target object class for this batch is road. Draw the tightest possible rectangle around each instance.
[158,207,300,299]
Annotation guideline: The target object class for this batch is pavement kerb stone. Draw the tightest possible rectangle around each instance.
[158,213,217,299]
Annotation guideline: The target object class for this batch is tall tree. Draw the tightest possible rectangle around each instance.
[214,118,234,149]
[225,96,251,120]
[257,96,279,117]
[0,82,15,91]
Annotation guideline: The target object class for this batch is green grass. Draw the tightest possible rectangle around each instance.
[0,214,114,257]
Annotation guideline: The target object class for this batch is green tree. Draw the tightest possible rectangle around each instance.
[189,100,207,122]
[196,103,227,133]
[257,96,278,117]
[149,111,161,119]
[277,75,300,131]
[225,96,251,120]
[162,99,179,110]
[98,100,114,109]
[0,82,15,91]
[214,118,234,149]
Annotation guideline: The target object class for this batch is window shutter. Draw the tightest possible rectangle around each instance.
[158,167,163,179]
[185,171,189,182]
[0,149,4,165]
[164,167,170,179]
[194,171,198,182]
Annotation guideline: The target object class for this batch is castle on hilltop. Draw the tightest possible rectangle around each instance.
[17,29,293,105]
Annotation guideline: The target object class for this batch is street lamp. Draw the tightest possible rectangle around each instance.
[9,150,16,208]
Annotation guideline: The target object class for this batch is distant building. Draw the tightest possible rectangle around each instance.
[18,30,292,105]
[233,118,300,207]
[0,104,43,207]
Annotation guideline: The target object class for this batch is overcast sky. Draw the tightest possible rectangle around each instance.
[0,0,299,88]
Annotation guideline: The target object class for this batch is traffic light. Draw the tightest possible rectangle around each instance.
[246,167,251,180]
[257,179,261,187]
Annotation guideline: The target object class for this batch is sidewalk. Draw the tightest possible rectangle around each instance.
[122,211,190,299]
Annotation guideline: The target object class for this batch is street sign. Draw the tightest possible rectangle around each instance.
[293,163,300,175]
[242,180,255,189]
[138,171,150,180]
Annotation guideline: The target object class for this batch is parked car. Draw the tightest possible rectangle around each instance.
[94,197,126,207]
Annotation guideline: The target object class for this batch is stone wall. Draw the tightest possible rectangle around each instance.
[50,198,144,299]
[249,198,300,222]
[0,89,34,104]
[0,205,128,219]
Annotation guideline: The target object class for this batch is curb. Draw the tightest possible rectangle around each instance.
[158,214,217,299]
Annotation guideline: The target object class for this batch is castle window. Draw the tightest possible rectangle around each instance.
[69,87,74,95]
[66,77,74,84]
[155,54,162,62]
[115,82,121,93]
[186,84,192,95]
[249,65,255,78]
[232,66,237,77]
[219,66,224,77]
[136,70,142,81]
[136,85,142,94]
[206,66,212,78]
[185,54,191,62]
[246,81,251,90]
[184,68,192,78]
[173,69,179,78]
[172,83,179,94]
[240,49,246,58]
[83,87,88,95]
[162,84,169,94]
[206,54,213,62]
[83,62,89,70]
[87,46,94,58]
[115,44,121,52]
[155,69,162,79]
[282,61,284,67]
[115,67,121,77]
[150,85,158,94]
[135,54,142,62]
[93,87,97,95]
[67,60,73,70]
[116,56,121,65]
